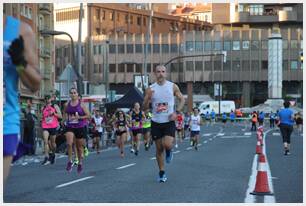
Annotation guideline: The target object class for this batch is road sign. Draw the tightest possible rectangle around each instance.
[214,83,222,96]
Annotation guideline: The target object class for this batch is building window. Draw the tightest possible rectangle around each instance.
[214,60,221,71]
[125,14,128,24]
[249,5,264,15]
[135,44,142,53]
[96,28,101,35]
[152,19,156,27]
[137,16,141,26]
[94,64,99,73]
[102,10,106,20]
[261,40,268,50]
[28,7,32,19]
[162,44,169,53]
[233,41,240,51]
[118,64,124,73]
[98,45,102,54]
[186,61,194,71]
[283,60,288,70]
[96,9,100,20]
[146,63,151,73]
[233,60,241,70]
[195,61,203,71]
[153,44,160,53]
[81,46,85,56]
[262,60,268,69]
[242,60,249,71]
[214,41,222,50]
[126,44,134,53]
[93,45,97,55]
[204,41,212,51]
[118,44,125,53]
[204,61,212,71]
[146,44,151,53]
[81,65,84,74]
[290,40,298,49]
[186,41,194,52]
[130,15,133,24]
[109,44,116,53]
[283,40,288,49]
[223,41,231,51]
[109,11,114,20]
[251,41,259,50]
[170,63,178,72]
[109,64,116,73]
[170,44,178,53]
[117,12,120,21]
[127,64,134,72]
[251,60,259,71]
[195,41,203,52]
[136,64,142,73]
[143,17,146,26]
[291,60,298,69]
[242,41,249,50]
[99,64,103,73]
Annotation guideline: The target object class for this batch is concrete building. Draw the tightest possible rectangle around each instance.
[3,3,55,111]
[55,3,303,108]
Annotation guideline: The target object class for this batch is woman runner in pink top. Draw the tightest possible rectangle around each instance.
[41,95,62,165]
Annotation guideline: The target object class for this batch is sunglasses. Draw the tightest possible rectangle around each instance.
[156,70,166,73]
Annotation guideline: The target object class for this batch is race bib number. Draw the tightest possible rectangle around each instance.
[68,115,79,124]
[46,116,54,124]
[155,102,169,114]
[119,126,126,131]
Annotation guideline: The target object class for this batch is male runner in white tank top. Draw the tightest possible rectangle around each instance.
[143,65,185,183]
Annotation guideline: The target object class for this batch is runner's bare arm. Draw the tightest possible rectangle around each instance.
[53,104,62,119]
[63,103,68,122]
[80,103,90,119]
[18,22,41,92]
[173,84,185,112]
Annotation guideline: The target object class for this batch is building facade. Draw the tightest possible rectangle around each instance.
[3,3,55,111]
[55,3,303,108]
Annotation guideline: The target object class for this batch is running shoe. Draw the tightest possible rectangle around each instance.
[145,143,149,151]
[175,144,178,148]
[73,158,79,166]
[120,151,124,158]
[66,161,73,172]
[135,150,139,156]
[190,140,193,146]
[130,148,135,153]
[77,164,83,174]
[195,145,198,151]
[84,147,89,157]
[50,153,56,164]
[41,156,49,165]
[165,149,173,164]
[158,173,167,183]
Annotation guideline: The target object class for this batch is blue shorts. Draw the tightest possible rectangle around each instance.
[4,134,20,156]
[190,131,200,137]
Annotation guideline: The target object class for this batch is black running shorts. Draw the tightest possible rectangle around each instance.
[65,127,86,139]
[151,121,176,140]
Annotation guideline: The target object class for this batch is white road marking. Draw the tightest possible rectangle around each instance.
[203,133,212,137]
[56,176,94,188]
[198,144,202,146]
[116,163,136,170]
[272,133,280,136]
[203,141,208,143]
[150,157,156,160]
[209,138,213,141]
[173,151,180,154]
[244,132,252,136]
[217,133,225,136]
[186,147,192,150]
[244,155,257,203]
[220,136,251,139]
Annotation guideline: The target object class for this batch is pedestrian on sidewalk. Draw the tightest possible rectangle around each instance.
[143,65,185,183]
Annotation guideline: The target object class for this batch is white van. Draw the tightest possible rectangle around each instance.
[199,101,235,116]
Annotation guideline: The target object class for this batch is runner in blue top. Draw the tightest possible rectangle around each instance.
[3,15,41,186]
[222,112,227,125]
[210,109,216,123]
[230,110,235,123]
[277,101,295,155]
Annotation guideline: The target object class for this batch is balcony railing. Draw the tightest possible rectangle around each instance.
[40,47,51,58]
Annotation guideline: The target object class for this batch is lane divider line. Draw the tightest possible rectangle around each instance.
[116,163,136,170]
[56,176,94,188]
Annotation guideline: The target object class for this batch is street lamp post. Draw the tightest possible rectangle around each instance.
[40,30,83,95]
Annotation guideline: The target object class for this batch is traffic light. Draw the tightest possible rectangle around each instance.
[300,51,303,63]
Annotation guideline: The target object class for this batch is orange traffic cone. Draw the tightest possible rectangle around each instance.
[255,141,262,154]
[257,131,263,146]
[250,154,273,195]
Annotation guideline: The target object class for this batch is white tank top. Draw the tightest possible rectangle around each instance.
[93,116,103,132]
[151,80,174,123]
[190,115,201,131]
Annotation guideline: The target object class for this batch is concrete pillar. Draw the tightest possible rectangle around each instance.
[187,82,193,112]
[242,82,251,107]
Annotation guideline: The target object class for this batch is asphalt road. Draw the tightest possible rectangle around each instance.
[3,121,302,203]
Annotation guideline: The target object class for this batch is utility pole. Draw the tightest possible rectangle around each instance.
[143,3,153,91]
[77,3,83,94]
